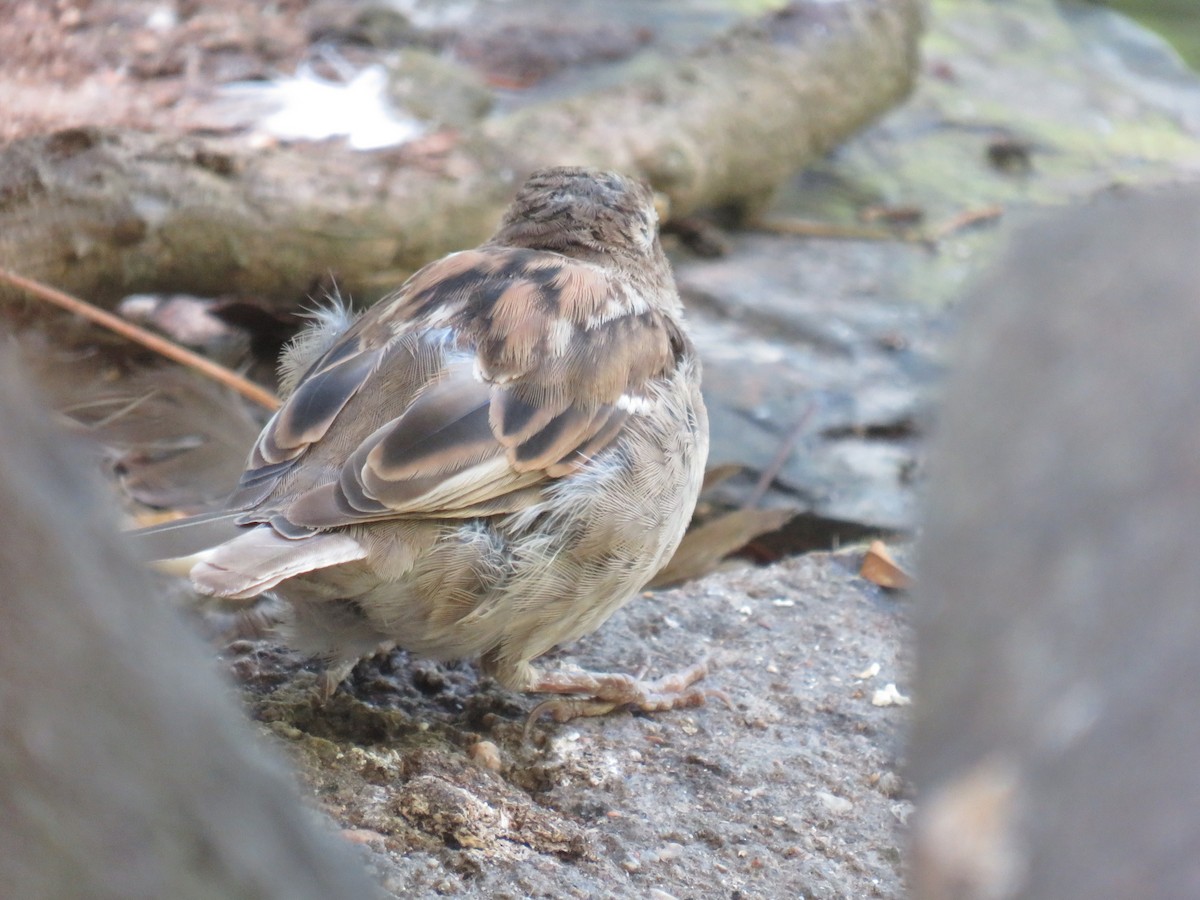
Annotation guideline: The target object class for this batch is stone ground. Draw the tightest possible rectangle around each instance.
[213,548,913,899]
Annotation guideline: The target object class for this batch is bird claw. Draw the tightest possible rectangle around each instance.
[522,660,719,740]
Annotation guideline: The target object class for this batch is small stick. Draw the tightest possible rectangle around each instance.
[754,204,1004,247]
[0,267,280,411]
[744,402,817,510]
[752,217,922,243]
[926,204,1004,242]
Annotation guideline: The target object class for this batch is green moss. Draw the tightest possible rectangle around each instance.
[771,0,1200,309]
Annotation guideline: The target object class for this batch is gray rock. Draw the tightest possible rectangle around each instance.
[0,351,381,900]
[911,185,1200,899]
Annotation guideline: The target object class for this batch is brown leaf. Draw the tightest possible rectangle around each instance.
[650,507,796,588]
[700,462,745,493]
[859,539,912,590]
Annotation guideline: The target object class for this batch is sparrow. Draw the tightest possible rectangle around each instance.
[132,166,711,725]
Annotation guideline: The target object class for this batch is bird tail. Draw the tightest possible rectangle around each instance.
[189,527,368,600]
[125,513,368,601]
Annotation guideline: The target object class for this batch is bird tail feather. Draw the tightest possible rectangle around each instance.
[189,527,367,600]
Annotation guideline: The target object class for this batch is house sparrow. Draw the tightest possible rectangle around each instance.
[134,167,711,725]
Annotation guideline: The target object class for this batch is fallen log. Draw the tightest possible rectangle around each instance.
[0,0,922,311]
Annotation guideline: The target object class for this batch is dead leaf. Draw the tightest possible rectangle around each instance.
[651,507,796,588]
[701,462,745,493]
[860,539,912,590]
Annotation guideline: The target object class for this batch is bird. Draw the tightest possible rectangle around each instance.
[131,166,711,726]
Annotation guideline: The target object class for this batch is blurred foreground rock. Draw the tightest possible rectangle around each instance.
[911,185,1200,898]
[0,351,380,899]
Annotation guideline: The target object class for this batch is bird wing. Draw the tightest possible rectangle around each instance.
[231,247,684,530]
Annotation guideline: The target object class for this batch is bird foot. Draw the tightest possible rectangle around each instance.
[523,660,726,739]
[317,660,357,702]
[314,641,398,702]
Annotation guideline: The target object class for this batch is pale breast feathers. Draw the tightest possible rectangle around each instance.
[229,247,682,530]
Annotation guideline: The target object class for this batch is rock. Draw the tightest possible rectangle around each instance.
[911,185,1200,899]
[240,547,912,898]
[0,350,380,899]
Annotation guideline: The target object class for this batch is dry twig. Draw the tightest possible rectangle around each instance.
[0,267,280,411]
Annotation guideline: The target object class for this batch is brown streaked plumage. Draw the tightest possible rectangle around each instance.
[132,167,711,726]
